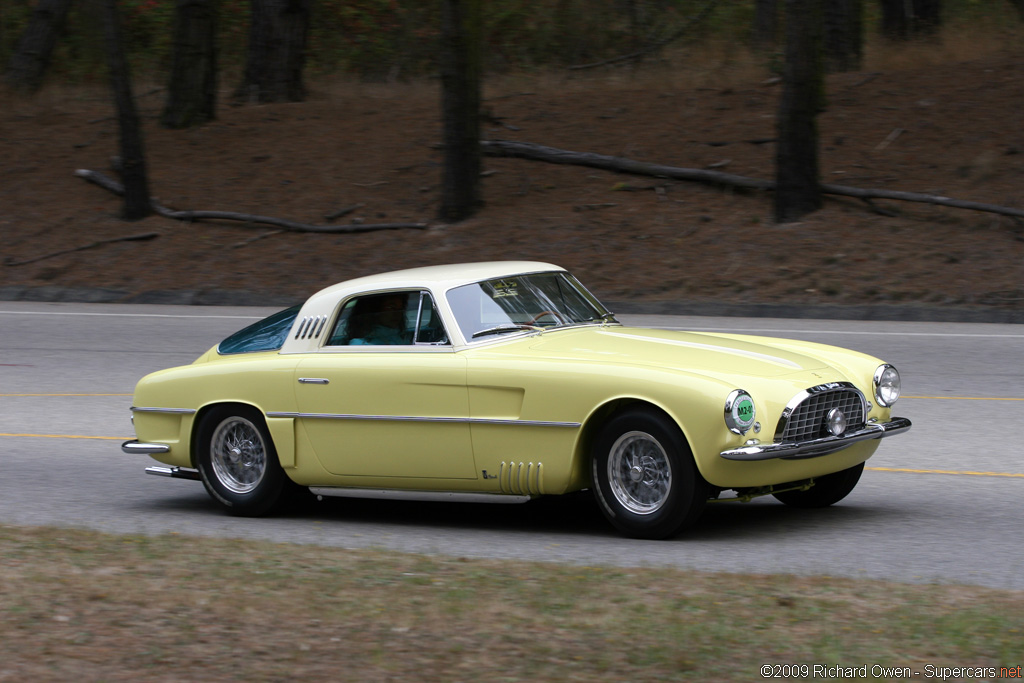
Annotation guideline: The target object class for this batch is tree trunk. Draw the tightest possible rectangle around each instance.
[3,0,73,92]
[879,0,907,38]
[438,0,482,222]
[880,0,942,40]
[101,0,151,220]
[235,0,310,103]
[824,0,862,73]
[914,0,942,35]
[1009,0,1024,22]
[774,0,823,224]
[752,0,778,50]
[161,0,218,128]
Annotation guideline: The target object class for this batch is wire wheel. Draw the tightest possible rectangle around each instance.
[209,415,267,495]
[607,430,673,515]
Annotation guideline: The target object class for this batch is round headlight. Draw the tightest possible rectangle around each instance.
[725,390,756,435]
[874,364,901,407]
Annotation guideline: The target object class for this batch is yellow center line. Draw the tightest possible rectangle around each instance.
[868,466,1024,478]
[903,395,1024,401]
[0,433,131,441]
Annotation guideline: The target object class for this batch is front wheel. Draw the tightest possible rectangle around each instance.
[772,462,864,508]
[195,405,289,516]
[591,408,708,539]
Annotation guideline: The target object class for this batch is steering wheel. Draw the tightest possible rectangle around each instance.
[526,310,562,326]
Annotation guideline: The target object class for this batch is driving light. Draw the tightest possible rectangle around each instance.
[826,407,847,436]
[874,364,901,407]
[725,390,756,435]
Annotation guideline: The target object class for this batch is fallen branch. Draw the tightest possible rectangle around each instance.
[231,230,284,248]
[6,232,159,266]
[482,139,772,189]
[75,169,429,234]
[481,140,1024,220]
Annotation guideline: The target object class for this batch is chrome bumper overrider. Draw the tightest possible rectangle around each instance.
[719,417,911,461]
[122,439,171,455]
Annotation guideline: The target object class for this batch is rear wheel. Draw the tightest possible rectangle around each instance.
[773,462,864,508]
[591,408,708,539]
[195,405,289,516]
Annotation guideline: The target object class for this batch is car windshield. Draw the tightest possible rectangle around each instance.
[446,271,615,341]
[218,305,301,354]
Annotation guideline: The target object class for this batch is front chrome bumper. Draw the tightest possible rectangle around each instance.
[719,417,911,461]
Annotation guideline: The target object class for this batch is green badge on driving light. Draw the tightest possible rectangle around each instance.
[735,396,754,427]
[726,389,756,434]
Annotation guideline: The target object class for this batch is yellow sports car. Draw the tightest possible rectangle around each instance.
[123,262,910,539]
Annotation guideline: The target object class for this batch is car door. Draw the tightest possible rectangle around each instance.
[293,290,475,480]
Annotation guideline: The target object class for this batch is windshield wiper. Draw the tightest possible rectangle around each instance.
[471,324,543,339]
[585,311,617,323]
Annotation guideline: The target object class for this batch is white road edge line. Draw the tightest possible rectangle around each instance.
[0,310,263,320]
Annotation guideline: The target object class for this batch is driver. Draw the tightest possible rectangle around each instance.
[348,293,409,345]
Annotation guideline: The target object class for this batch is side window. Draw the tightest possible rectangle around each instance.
[327,292,414,346]
[326,291,449,347]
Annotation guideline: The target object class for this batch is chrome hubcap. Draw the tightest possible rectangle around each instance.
[210,416,266,494]
[608,431,672,515]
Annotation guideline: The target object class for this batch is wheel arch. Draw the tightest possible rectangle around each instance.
[572,397,692,488]
[189,400,272,469]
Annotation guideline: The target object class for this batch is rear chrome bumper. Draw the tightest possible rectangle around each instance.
[122,439,170,455]
[145,465,201,481]
[719,417,911,461]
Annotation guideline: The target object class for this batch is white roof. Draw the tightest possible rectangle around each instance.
[306,261,564,303]
[282,261,570,353]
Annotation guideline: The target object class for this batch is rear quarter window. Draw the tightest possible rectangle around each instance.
[217,305,301,355]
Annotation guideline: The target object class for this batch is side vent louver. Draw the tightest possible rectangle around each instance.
[498,461,544,495]
[294,315,328,340]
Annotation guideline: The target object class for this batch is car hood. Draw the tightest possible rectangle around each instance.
[518,326,834,378]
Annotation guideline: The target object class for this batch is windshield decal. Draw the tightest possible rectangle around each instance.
[492,280,519,298]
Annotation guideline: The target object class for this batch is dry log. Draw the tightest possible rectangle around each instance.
[74,169,429,234]
[6,232,159,266]
[481,140,1024,220]
[482,140,771,189]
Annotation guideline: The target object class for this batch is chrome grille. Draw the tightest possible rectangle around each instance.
[776,383,866,442]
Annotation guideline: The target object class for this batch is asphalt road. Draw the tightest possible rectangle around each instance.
[1,302,1022,589]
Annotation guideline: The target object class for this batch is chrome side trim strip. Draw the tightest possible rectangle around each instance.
[130,406,197,415]
[720,417,912,461]
[265,411,580,428]
[310,487,532,504]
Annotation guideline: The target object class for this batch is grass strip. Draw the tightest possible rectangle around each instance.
[1,524,1020,681]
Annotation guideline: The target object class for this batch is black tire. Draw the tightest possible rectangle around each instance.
[772,462,864,509]
[195,405,290,517]
[591,408,708,539]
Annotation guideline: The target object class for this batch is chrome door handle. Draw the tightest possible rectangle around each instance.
[298,378,330,385]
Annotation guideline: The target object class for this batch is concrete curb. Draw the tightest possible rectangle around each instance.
[2,286,1022,324]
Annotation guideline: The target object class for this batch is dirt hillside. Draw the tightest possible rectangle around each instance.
[2,54,1023,319]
